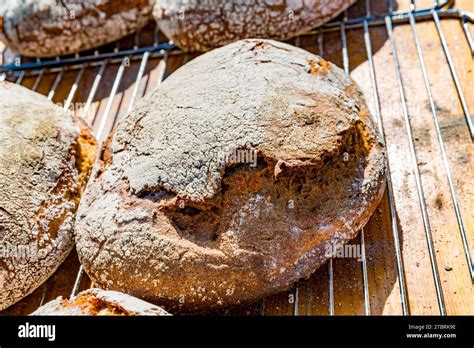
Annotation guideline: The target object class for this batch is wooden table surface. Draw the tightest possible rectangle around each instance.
[1,0,473,315]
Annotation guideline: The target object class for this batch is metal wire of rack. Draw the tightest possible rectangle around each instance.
[0,0,472,316]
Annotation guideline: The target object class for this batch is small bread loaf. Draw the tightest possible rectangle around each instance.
[0,0,154,57]
[153,0,356,52]
[31,288,171,315]
[75,39,386,311]
[0,81,97,311]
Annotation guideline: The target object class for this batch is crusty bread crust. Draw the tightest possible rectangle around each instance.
[31,288,171,315]
[75,39,386,311]
[0,0,154,57]
[153,0,357,52]
[0,81,97,311]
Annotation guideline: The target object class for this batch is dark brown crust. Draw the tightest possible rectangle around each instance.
[0,81,97,310]
[0,0,154,57]
[75,39,386,311]
[153,0,357,52]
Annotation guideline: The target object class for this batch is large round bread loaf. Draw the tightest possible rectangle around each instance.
[31,288,171,315]
[153,0,356,52]
[0,81,97,310]
[75,39,386,311]
[0,0,154,57]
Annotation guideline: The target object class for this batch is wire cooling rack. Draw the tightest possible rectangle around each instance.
[0,0,472,316]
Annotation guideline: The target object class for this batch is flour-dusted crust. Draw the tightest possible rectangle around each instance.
[153,0,356,52]
[0,0,154,57]
[31,288,171,315]
[75,39,386,311]
[0,81,97,311]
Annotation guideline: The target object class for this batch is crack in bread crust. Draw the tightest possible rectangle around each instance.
[75,39,386,312]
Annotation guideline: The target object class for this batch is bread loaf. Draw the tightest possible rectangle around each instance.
[0,0,154,57]
[31,288,171,315]
[0,81,97,310]
[153,0,356,52]
[75,39,386,311]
